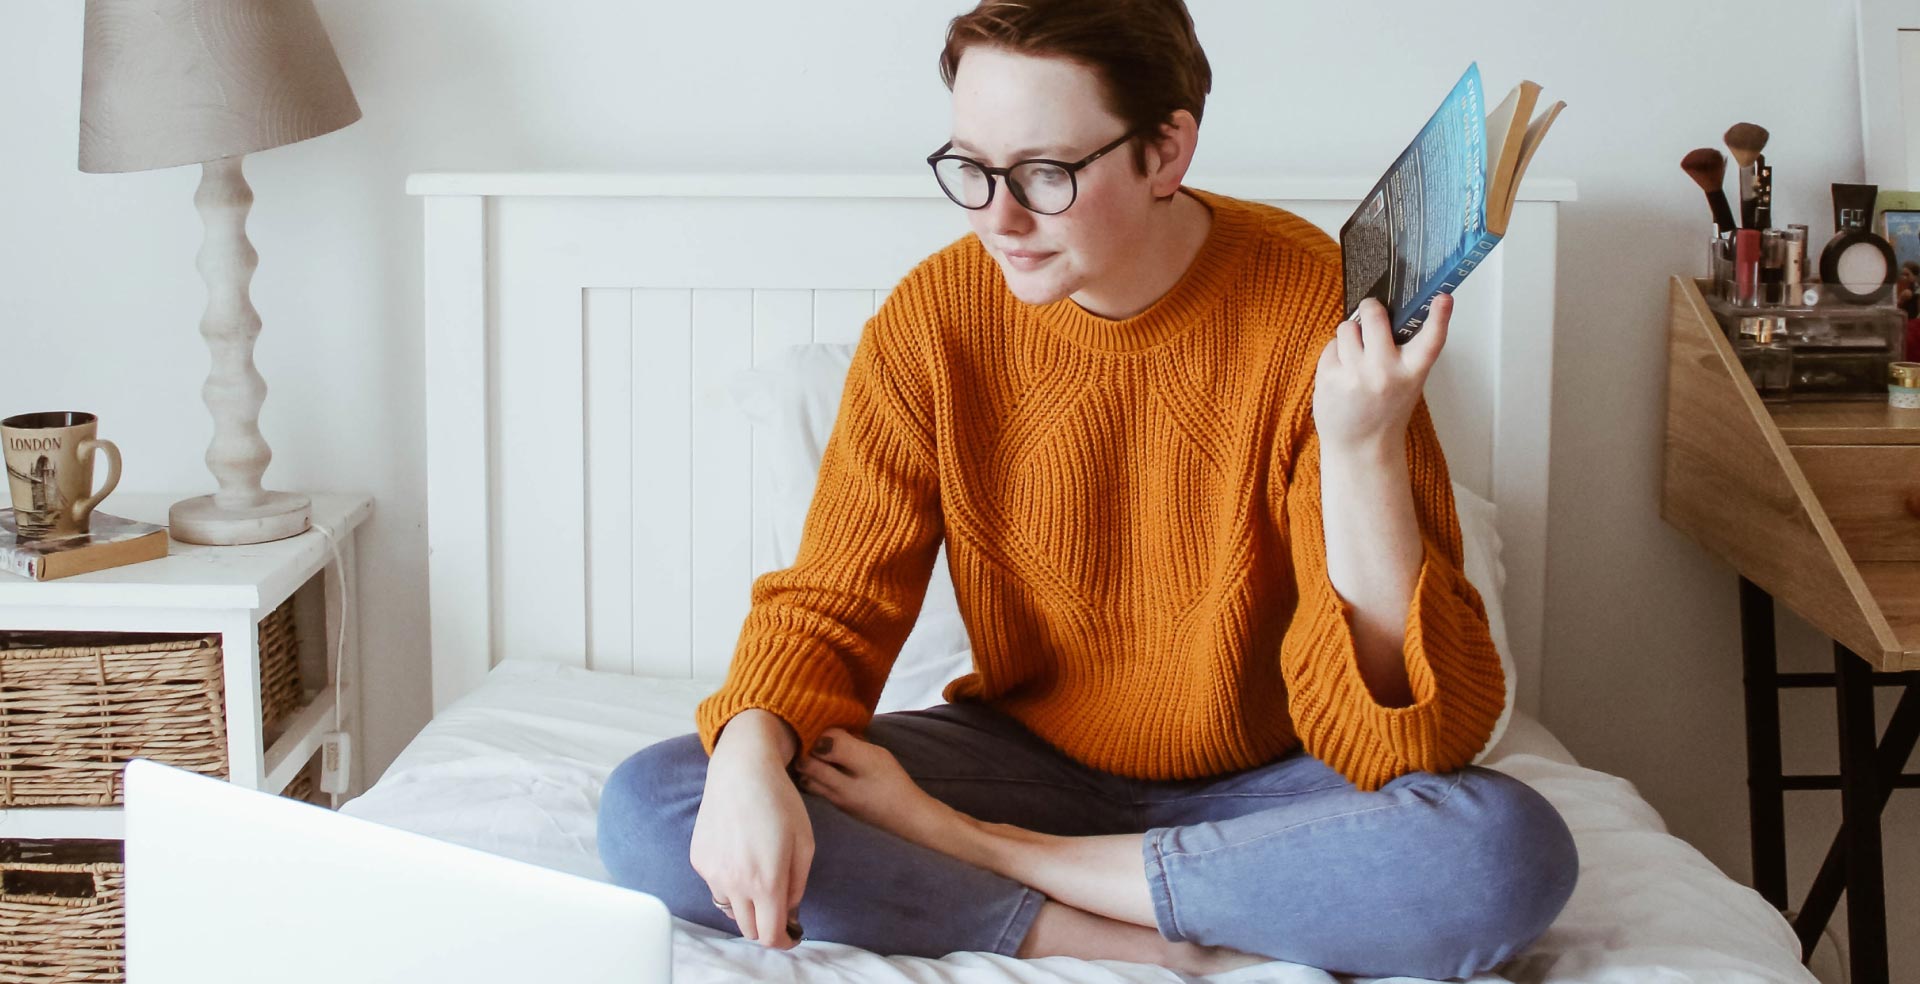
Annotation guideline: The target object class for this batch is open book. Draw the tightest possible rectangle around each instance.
[1340,62,1564,344]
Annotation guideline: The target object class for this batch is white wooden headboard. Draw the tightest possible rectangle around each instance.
[410,173,1574,721]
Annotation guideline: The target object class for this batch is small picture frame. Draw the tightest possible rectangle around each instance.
[1879,208,1920,272]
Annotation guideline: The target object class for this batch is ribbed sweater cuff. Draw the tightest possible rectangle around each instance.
[1285,535,1507,792]
[694,634,875,763]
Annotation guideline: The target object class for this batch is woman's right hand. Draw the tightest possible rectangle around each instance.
[690,710,814,950]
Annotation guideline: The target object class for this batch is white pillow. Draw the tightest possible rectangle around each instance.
[726,343,1516,761]
[729,346,971,715]
[1450,482,1517,762]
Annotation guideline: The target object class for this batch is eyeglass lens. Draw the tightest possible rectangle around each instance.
[933,158,1077,214]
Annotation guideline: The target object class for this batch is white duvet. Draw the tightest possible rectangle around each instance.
[342,661,1815,984]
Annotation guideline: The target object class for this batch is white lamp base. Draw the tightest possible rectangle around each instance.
[172,156,312,548]
[169,490,311,545]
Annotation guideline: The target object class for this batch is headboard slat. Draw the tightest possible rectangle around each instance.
[585,287,636,677]
[690,291,756,682]
[631,289,697,678]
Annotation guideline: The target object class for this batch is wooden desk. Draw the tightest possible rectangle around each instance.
[1661,276,1920,984]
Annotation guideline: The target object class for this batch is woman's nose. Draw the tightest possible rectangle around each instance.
[985,181,1035,236]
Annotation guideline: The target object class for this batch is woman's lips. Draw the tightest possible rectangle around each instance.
[1003,249,1055,271]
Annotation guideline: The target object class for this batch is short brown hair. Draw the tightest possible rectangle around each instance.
[938,0,1212,176]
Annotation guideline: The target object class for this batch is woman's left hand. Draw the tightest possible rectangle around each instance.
[1311,293,1451,455]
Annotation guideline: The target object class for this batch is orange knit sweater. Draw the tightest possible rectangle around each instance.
[695,187,1506,792]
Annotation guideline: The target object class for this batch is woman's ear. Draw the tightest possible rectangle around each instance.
[1146,109,1199,200]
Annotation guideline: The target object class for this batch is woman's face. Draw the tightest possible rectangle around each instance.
[946,46,1157,307]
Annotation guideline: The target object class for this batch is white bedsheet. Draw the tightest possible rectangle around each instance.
[341,661,1816,984]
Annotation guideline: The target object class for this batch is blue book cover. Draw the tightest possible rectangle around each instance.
[1341,63,1562,344]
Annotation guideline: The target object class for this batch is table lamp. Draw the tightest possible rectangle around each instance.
[78,0,361,545]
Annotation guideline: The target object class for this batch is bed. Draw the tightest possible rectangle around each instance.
[347,172,1821,983]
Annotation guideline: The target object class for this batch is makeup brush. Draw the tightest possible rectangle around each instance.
[1723,122,1770,227]
[1681,148,1737,236]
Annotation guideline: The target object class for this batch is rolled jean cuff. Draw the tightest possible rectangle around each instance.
[991,885,1048,955]
[1142,826,1187,943]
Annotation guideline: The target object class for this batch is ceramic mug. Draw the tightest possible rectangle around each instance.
[1,411,122,539]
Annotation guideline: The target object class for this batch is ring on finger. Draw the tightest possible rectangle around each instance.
[712,898,733,911]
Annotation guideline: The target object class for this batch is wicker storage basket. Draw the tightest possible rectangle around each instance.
[282,749,325,805]
[0,756,325,984]
[0,839,124,983]
[0,596,304,807]
[257,598,303,744]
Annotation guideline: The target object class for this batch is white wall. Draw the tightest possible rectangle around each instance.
[1,0,1910,972]
[1902,28,1920,187]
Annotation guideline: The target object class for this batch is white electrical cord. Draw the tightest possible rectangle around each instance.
[308,519,353,809]
[1782,908,1849,984]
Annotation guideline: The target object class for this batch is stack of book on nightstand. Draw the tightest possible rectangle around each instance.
[0,509,169,581]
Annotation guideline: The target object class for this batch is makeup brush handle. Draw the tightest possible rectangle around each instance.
[1737,162,1757,227]
[1706,190,1737,236]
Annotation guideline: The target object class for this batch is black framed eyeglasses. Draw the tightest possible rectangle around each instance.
[926,129,1137,215]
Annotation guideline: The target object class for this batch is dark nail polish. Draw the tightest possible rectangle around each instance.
[811,735,833,756]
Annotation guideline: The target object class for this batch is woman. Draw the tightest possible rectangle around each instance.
[598,1,1577,977]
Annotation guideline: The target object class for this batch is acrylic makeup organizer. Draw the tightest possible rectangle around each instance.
[1699,279,1906,403]
[1703,225,1908,403]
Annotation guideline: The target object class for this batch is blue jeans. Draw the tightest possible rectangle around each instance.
[597,700,1578,979]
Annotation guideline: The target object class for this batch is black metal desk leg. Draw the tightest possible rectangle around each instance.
[1738,577,1788,910]
[1834,644,1888,984]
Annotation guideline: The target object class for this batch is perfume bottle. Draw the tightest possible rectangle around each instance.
[1734,315,1792,400]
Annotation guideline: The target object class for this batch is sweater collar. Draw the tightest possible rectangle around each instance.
[1030,186,1256,354]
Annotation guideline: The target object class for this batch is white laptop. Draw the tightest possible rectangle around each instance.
[123,758,673,983]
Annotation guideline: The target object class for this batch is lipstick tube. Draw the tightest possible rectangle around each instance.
[1734,228,1761,308]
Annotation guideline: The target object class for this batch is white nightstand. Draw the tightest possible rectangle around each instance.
[0,492,373,840]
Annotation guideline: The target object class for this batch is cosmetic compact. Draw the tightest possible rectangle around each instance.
[1819,183,1898,304]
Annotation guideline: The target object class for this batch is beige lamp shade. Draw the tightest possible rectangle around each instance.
[78,0,361,173]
